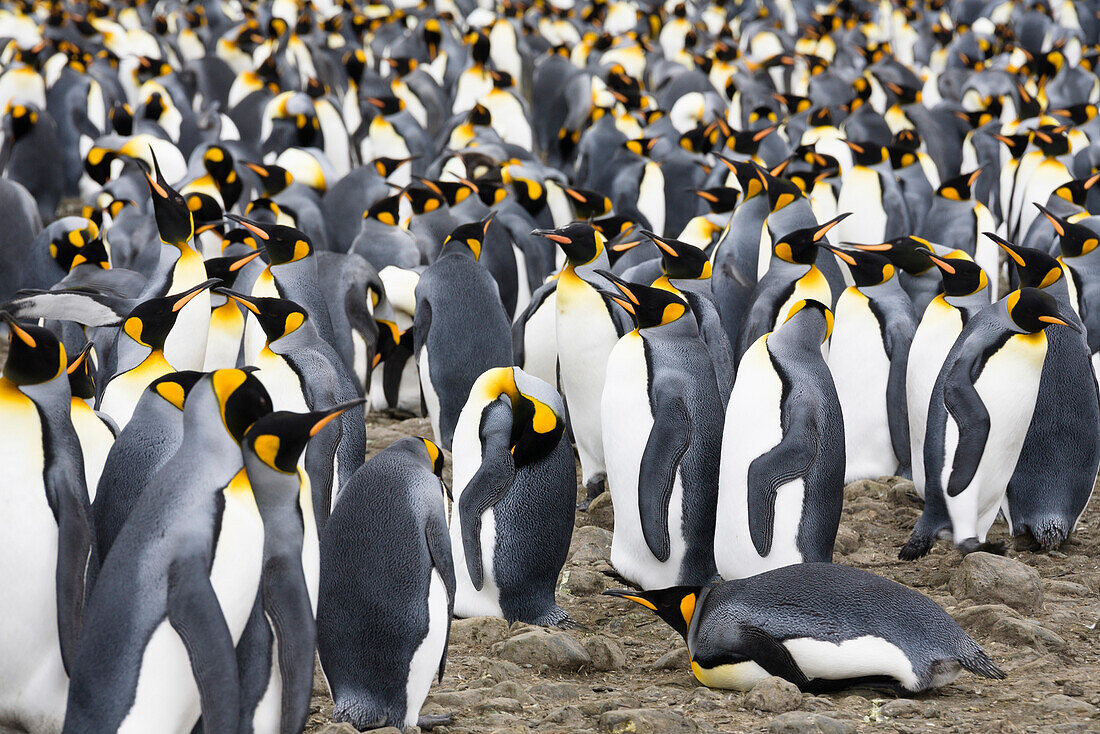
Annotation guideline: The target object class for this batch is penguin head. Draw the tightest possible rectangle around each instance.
[1005,288,1081,335]
[244,400,367,472]
[716,157,766,200]
[603,586,702,639]
[149,370,205,411]
[1052,172,1100,207]
[561,187,612,219]
[692,187,740,214]
[210,368,274,442]
[202,145,237,184]
[371,156,412,179]
[985,232,1063,289]
[0,313,66,386]
[225,215,312,265]
[432,179,477,207]
[532,222,605,266]
[420,437,445,478]
[203,250,263,289]
[243,161,293,196]
[185,192,224,232]
[365,193,402,225]
[592,215,639,241]
[403,185,447,214]
[781,299,833,343]
[443,216,493,260]
[1036,204,1100,258]
[820,245,896,287]
[936,169,982,201]
[849,236,935,275]
[66,343,96,400]
[773,213,850,265]
[644,231,711,280]
[597,270,689,330]
[217,290,309,343]
[842,140,888,167]
[1031,127,1070,157]
[366,95,405,116]
[84,146,120,185]
[477,366,566,468]
[922,250,989,298]
[992,133,1030,160]
[4,102,38,140]
[122,280,218,351]
[143,148,194,247]
[763,173,804,214]
[50,220,110,271]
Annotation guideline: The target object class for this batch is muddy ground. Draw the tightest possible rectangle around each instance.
[305,413,1100,734]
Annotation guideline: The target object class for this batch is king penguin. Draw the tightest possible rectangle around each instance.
[66,343,117,503]
[716,300,844,580]
[63,369,274,734]
[598,273,722,590]
[0,314,94,734]
[317,437,455,731]
[450,366,577,627]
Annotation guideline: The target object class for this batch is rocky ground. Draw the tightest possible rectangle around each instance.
[306,413,1100,734]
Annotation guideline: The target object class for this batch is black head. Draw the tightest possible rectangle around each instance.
[993,133,1030,160]
[225,215,312,265]
[603,586,703,639]
[203,250,262,287]
[5,102,38,140]
[985,232,1063,289]
[533,222,605,266]
[150,369,204,410]
[1006,287,1080,334]
[477,367,567,468]
[1036,204,1100,258]
[51,221,110,271]
[763,174,804,213]
[210,368,274,442]
[443,217,493,260]
[403,185,447,214]
[849,235,935,274]
[843,140,888,166]
[1,313,66,386]
[371,156,413,178]
[715,156,766,199]
[921,250,989,298]
[66,343,96,399]
[591,215,639,240]
[1052,172,1100,207]
[243,161,293,196]
[366,193,402,225]
[144,148,194,246]
[218,289,309,342]
[245,399,366,472]
[185,192,224,230]
[597,270,689,330]
[1031,127,1070,157]
[644,231,711,280]
[936,169,981,201]
[774,213,850,265]
[122,280,217,350]
[84,146,120,185]
[562,186,612,219]
[822,246,896,287]
[692,187,739,214]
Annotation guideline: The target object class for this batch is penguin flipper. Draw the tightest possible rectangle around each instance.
[746,400,818,557]
[411,297,431,359]
[260,557,315,734]
[942,362,991,498]
[425,512,456,682]
[48,460,94,674]
[459,401,516,591]
[883,319,914,473]
[2,289,129,326]
[639,391,693,563]
[166,555,241,734]
[737,625,811,689]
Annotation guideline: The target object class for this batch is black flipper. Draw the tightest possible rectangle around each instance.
[883,317,914,474]
[411,298,431,360]
[458,400,515,590]
[740,625,811,689]
[425,511,456,682]
[3,289,129,326]
[167,555,241,734]
[746,398,819,557]
[260,556,316,734]
[638,391,692,562]
[942,362,991,497]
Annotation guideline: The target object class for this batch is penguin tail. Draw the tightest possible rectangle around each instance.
[960,646,1007,680]
[533,606,585,631]
[1029,520,1070,551]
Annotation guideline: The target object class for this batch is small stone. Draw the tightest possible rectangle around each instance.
[490,681,535,704]
[993,617,1067,652]
[529,681,582,702]
[537,705,588,728]
[886,480,920,506]
[584,490,615,530]
[767,712,857,734]
[881,699,924,718]
[1042,694,1098,715]
[952,603,1022,632]
[1064,681,1085,697]
[366,728,402,734]
[598,708,699,733]
[316,725,360,734]
[569,526,613,565]
[449,616,509,646]
[833,525,860,555]
[583,635,626,671]
[477,697,524,714]
[844,479,887,499]
[1042,579,1092,597]
[563,567,607,596]
[949,552,1043,613]
[744,676,803,713]
[582,696,642,716]
[649,647,690,670]
[479,659,523,681]
[427,690,483,708]
[496,628,592,671]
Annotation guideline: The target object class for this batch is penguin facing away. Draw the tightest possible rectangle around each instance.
[716,300,844,580]
[317,437,455,731]
[450,366,577,627]
[605,563,1004,693]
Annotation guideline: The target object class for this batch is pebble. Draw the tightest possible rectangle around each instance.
[562,567,607,596]
[479,659,523,681]
[949,552,1044,613]
[491,681,535,705]
[583,634,626,671]
[476,697,524,714]
[450,616,510,646]
[584,491,615,530]
[496,628,592,671]
[832,525,860,555]
[598,708,700,733]
[536,705,588,728]
[427,690,484,708]
[315,725,359,734]
[1041,694,1098,716]
[528,681,582,702]
[881,699,924,718]
[649,646,690,670]
[744,676,803,713]
[767,712,856,734]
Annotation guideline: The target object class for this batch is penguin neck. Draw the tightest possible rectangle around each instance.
[181,383,245,462]
[943,289,991,313]
[854,277,904,298]
[268,321,319,353]
[640,316,698,339]
[243,452,307,553]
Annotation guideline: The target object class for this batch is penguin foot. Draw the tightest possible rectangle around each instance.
[1014,534,1042,552]
[956,538,983,555]
[978,539,1007,555]
[899,534,934,561]
[577,477,606,510]
[417,713,452,730]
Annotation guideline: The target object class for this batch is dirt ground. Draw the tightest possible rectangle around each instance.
[305,413,1100,734]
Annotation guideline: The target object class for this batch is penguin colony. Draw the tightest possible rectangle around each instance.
[9,0,1100,730]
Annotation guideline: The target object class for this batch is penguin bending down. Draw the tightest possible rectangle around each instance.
[606,563,1004,693]
[317,437,455,731]
[902,288,1081,559]
[599,273,722,590]
[450,366,577,627]
[0,315,94,734]
[63,369,274,734]
[715,300,844,580]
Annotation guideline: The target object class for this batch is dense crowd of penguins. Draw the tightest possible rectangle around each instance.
[6,0,1100,730]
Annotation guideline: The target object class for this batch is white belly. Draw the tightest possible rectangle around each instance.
[417,351,442,445]
[0,391,68,733]
[118,622,202,734]
[204,303,245,371]
[404,570,449,726]
[829,291,895,481]
[520,294,558,389]
[907,304,963,498]
[249,613,282,734]
[99,355,175,429]
[602,334,686,589]
[71,400,114,503]
[163,289,210,372]
[943,333,1046,542]
[784,635,920,690]
[715,336,803,579]
[254,351,309,413]
[836,172,887,244]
